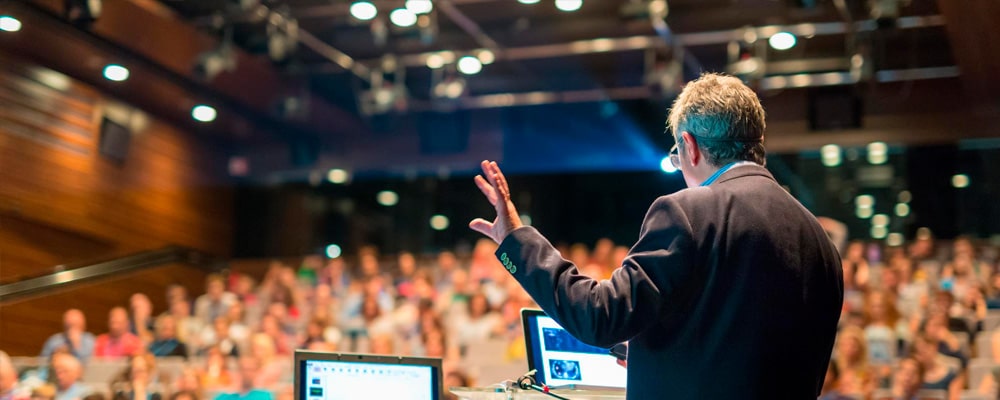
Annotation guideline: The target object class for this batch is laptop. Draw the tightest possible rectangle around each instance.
[520,308,627,390]
[294,351,444,400]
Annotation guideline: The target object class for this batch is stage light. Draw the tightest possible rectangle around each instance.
[350,1,377,21]
[0,15,22,32]
[660,156,678,173]
[872,214,889,227]
[376,190,399,206]
[855,194,874,208]
[555,0,583,12]
[325,244,342,259]
[871,225,888,239]
[952,174,969,188]
[191,105,217,123]
[820,144,841,167]
[886,233,904,247]
[895,203,910,217]
[390,8,417,27]
[430,214,450,231]
[517,0,540,3]
[866,142,888,165]
[856,207,874,219]
[405,0,433,14]
[768,32,796,51]
[426,54,444,69]
[897,190,911,203]
[520,214,533,225]
[102,64,129,82]
[457,56,482,74]
[327,169,349,184]
[477,49,495,65]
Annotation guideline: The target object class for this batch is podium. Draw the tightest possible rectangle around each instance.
[450,387,626,400]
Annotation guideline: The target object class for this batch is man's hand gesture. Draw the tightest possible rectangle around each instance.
[469,160,523,244]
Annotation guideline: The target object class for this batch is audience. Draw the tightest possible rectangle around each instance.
[51,353,88,400]
[95,308,142,358]
[41,309,96,363]
[7,234,1000,400]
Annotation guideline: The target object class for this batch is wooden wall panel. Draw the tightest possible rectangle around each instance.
[0,263,210,355]
[0,53,233,279]
[0,53,234,352]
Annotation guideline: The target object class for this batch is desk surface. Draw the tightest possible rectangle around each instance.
[450,386,626,400]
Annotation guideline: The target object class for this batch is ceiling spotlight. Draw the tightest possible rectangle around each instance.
[555,0,583,12]
[327,169,349,184]
[952,174,970,189]
[820,144,841,167]
[102,64,129,82]
[376,190,399,206]
[191,105,217,123]
[867,141,888,164]
[517,0,540,3]
[390,8,417,27]
[0,15,22,32]
[350,1,377,21]
[430,214,450,231]
[768,32,797,51]
[855,194,875,208]
[457,56,482,75]
[477,49,496,65]
[405,0,433,14]
[433,77,466,99]
[426,54,444,69]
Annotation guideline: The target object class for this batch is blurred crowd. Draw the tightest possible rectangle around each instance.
[4,232,1000,400]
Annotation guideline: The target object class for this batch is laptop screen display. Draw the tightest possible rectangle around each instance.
[522,310,627,389]
[295,352,441,400]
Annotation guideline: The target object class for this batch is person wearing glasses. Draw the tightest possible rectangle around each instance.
[469,73,843,400]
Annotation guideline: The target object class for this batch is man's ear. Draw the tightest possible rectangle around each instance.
[681,131,699,166]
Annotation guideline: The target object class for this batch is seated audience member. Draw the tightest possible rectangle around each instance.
[394,252,418,298]
[164,286,188,312]
[230,274,257,310]
[912,334,963,400]
[41,309,96,363]
[51,353,90,400]
[194,275,237,327]
[319,258,350,296]
[442,371,471,400]
[199,347,234,392]
[819,361,853,400]
[247,335,282,389]
[923,312,968,369]
[369,334,395,356]
[95,307,143,358]
[255,316,291,357]
[171,368,202,399]
[168,300,200,348]
[985,273,1000,309]
[834,326,874,399]
[432,251,459,293]
[297,317,329,350]
[110,353,166,400]
[863,290,906,383]
[148,315,188,359]
[843,240,872,291]
[129,294,155,345]
[199,317,239,358]
[1,350,30,400]
[878,357,924,400]
[223,304,250,350]
[455,292,501,347]
[212,357,272,400]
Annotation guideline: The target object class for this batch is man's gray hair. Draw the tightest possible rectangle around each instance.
[667,73,767,166]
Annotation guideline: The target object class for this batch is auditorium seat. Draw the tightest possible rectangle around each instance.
[967,359,998,392]
[83,358,128,385]
[975,333,995,360]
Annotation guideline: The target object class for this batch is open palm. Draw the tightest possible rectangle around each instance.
[469,160,523,244]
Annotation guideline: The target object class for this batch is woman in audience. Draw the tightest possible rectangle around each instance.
[912,333,963,400]
[199,346,233,392]
[878,357,923,400]
[198,317,239,358]
[843,240,872,292]
[455,292,501,347]
[110,353,166,400]
[247,334,282,389]
[130,294,156,345]
[255,316,291,357]
[833,326,875,398]
[297,316,330,350]
[863,291,907,366]
[171,368,202,400]
[922,312,968,369]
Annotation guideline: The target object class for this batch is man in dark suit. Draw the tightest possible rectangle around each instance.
[469,73,843,399]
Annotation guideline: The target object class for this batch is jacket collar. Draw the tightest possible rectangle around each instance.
[711,163,776,185]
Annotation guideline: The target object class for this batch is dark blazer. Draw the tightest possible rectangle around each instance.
[497,164,843,400]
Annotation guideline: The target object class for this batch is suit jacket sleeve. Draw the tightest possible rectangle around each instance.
[496,196,697,348]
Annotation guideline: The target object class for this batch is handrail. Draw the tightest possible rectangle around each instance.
[0,246,222,304]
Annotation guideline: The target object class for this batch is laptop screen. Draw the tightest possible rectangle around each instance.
[521,309,627,389]
[295,351,442,400]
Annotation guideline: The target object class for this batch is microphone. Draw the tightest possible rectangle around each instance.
[516,370,571,400]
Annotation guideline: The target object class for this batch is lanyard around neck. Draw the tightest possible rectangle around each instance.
[700,162,739,186]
